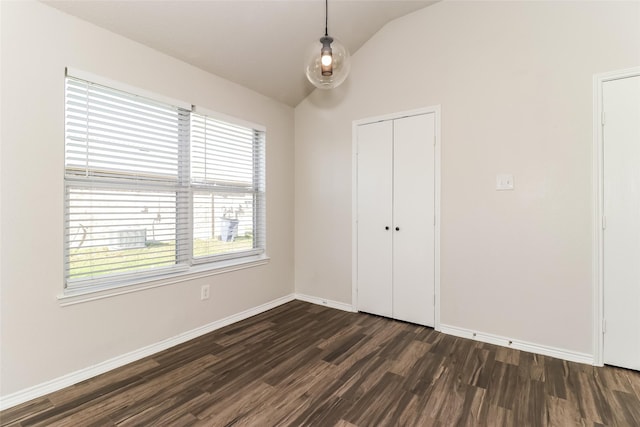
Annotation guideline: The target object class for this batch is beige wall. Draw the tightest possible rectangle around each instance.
[295,1,640,354]
[0,1,294,396]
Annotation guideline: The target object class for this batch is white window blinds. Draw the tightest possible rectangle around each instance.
[65,77,190,181]
[190,113,266,262]
[64,73,266,292]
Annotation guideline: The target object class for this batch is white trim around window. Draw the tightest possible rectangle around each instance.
[57,254,270,306]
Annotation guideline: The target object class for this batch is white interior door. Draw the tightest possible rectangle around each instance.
[392,114,436,326]
[356,121,393,318]
[603,74,640,370]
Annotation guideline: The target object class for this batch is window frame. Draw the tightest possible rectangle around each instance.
[61,69,268,302]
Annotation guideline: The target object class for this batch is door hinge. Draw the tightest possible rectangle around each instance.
[602,318,607,334]
[602,215,607,230]
[601,111,606,126]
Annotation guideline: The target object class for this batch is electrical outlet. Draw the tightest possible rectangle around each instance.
[200,284,210,300]
[496,174,514,191]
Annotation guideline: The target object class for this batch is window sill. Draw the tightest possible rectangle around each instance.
[57,254,270,307]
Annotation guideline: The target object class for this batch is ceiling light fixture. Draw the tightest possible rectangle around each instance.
[305,0,351,90]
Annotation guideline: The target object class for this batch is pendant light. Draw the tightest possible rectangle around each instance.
[305,0,351,89]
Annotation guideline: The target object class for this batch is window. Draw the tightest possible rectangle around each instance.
[64,72,266,293]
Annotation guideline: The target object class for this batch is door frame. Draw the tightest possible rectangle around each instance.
[352,106,441,330]
[592,67,640,366]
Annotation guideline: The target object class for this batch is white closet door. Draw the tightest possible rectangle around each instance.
[392,114,435,326]
[603,75,640,370]
[357,121,393,317]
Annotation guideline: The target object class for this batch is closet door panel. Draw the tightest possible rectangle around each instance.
[392,113,435,326]
[356,121,393,317]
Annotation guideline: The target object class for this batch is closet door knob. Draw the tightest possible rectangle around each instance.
[395,227,400,231]
[385,226,389,230]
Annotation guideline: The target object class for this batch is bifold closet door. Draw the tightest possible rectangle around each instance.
[356,120,393,318]
[393,114,435,326]
[603,74,640,371]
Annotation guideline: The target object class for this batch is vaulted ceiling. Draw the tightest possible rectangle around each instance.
[43,0,438,107]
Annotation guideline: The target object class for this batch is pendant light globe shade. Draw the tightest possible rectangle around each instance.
[305,36,351,90]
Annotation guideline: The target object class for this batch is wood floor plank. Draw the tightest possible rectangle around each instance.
[458,385,486,427]
[339,357,395,403]
[343,371,405,426]
[545,394,589,427]
[431,371,469,425]
[389,339,431,377]
[2,301,639,427]
[46,358,160,407]
[234,362,335,425]
[495,346,520,366]
[0,398,54,426]
[611,389,640,426]
[622,366,640,401]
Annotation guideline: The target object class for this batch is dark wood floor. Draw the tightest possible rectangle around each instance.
[2,300,640,426]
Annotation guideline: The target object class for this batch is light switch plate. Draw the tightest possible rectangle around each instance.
[496,174,514,190]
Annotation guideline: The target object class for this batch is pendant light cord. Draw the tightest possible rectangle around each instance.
[324,0,328,36]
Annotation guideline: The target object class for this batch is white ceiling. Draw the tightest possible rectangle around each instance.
[43,0,437,107]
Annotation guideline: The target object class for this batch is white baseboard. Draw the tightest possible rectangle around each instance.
[294,293,356,312]
[439,323,594,365]
[0,293,296,411]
